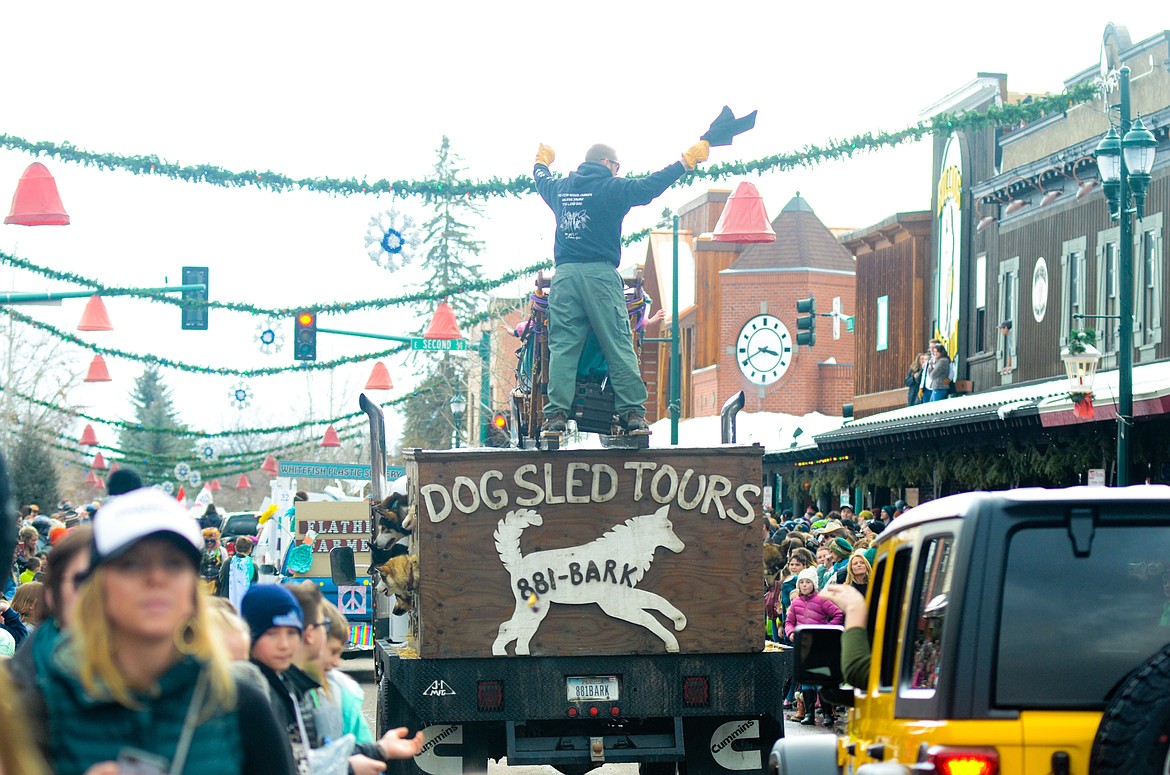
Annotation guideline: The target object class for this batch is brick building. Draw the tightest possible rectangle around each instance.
[643,192,856,420]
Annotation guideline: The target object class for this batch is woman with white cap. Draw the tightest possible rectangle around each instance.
[17,487,295,775]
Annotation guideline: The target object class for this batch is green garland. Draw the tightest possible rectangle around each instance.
[0,301,521,377]
[0,250,552,317]
[0,382,424,437]
[55,421,366,466]
[0,85,1096,203]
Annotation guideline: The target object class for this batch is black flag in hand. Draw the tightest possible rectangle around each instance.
[701,106,757,147]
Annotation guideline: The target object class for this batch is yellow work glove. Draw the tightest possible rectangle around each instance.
[535,144,555,167]
[681,140,710,170]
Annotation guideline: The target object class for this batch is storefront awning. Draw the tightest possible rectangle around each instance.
[812,361,1170,450]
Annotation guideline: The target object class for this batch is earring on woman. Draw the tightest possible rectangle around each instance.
[174,617,200,655]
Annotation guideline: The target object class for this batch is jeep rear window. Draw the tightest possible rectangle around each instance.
[997,524,1170,707]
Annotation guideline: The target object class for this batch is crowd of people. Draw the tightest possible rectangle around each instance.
[761,500,907,727]
[1,458,424,775]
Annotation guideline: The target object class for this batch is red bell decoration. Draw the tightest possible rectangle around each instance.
[78,424,99,446]
[95,476,105,490]
[91,452,107,470]
[78,295,114,332]
[1072,392,1096,420]
[84,354,112,383]
[261,454,279,475]
[109,461,119,474]
[84,471,98,487]
[320,425,341,447]
[236,474,251,489]
[423,300,463,340]
[712,181,776,243]
[365,361,394,391]
[209,478,221,492]
[5,162,70,226]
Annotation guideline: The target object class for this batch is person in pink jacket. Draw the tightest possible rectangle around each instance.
[786,567,844,726]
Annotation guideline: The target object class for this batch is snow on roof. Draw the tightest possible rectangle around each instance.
[562,411,846,452]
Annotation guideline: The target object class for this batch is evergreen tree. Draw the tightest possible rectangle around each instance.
[400,137,487,450]
[9,425,59,512]
[417,135,487,326]
[117,367,191,486]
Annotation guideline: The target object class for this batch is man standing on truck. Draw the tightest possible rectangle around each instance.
[532,139,711,436]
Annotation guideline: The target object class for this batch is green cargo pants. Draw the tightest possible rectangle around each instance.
[545,262,647,418]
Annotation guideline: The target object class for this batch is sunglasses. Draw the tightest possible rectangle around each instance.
[605,159,621,173]
[307,617,333,631]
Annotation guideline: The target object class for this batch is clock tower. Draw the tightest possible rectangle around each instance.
[716,194,855,416]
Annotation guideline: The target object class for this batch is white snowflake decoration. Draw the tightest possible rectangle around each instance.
[364,208,420,272]
[160,481,175,495]
[196,441,218,463]
[255,319,285,355]
[188,470,202,487]
[173,462,191,480]
[229,383,253,410]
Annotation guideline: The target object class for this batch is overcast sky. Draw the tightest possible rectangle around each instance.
[0,3,1164,466]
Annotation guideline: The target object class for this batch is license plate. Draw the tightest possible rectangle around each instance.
[566,675,620,702]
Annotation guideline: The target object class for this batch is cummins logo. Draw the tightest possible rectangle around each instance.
[709,719,759,770]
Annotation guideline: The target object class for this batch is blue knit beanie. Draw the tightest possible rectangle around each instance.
[241,585,304,641]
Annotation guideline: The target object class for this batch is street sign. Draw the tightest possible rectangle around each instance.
[411,337,467,351]
[278,461,406,480]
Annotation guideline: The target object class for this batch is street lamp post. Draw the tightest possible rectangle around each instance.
[1094,66,1158,486]
[450,391,467,449]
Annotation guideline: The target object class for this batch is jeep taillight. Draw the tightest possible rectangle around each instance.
[477,680,504,711]
[926,747,999,775]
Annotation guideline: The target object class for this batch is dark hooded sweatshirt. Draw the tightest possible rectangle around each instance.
[534,160,687,267]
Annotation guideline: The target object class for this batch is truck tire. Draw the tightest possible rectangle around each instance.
[767,734,839,775]
[1090,642,1170,775]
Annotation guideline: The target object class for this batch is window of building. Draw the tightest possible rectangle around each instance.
[876,296,888,352]
[997,257,1019,375]
[1135,212,1163,355]
[1060,237,1087,346]
[975,254,987,353]
[1096,227,1120,367]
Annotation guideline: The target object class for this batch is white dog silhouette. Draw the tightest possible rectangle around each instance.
[492,504,687,655]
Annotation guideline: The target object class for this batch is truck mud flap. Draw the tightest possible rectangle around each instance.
[506,716,684,767]
[683,715,783,775]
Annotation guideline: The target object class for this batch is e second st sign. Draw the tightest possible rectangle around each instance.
[406,446,764,659]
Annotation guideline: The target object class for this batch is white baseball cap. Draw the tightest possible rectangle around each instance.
[91,487,202,568]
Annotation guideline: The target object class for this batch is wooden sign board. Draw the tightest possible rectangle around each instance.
[295,501,371,578]
[407,446,764,659]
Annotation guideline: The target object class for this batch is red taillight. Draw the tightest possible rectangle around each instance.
[477,680,504,711]
[567,707,578,717]
[927,747,999,775]
[589,706,600,717]
[610,707,620,716]
[683,676,709,707]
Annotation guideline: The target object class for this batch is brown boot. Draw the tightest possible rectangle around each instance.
[787,695,805,722]
[621,411,651,435]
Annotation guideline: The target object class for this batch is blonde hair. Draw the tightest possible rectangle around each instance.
[0,667,50,775]
[71,568,236,713]
[322,599,349,643]
[845,551,872,585]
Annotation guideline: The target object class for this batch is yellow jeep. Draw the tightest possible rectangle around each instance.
[770,486,1170,775]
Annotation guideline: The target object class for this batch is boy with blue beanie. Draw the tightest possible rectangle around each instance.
[243,585,423,775]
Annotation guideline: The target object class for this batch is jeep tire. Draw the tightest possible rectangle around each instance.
[1090,641,1170,774]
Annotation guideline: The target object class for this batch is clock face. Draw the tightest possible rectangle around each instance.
[736,314,793,386]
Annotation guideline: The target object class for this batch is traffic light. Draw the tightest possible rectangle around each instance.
[796,296,816,348]
[181,266,209,330]
[486,410,511,447]
[293,310,317,361]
